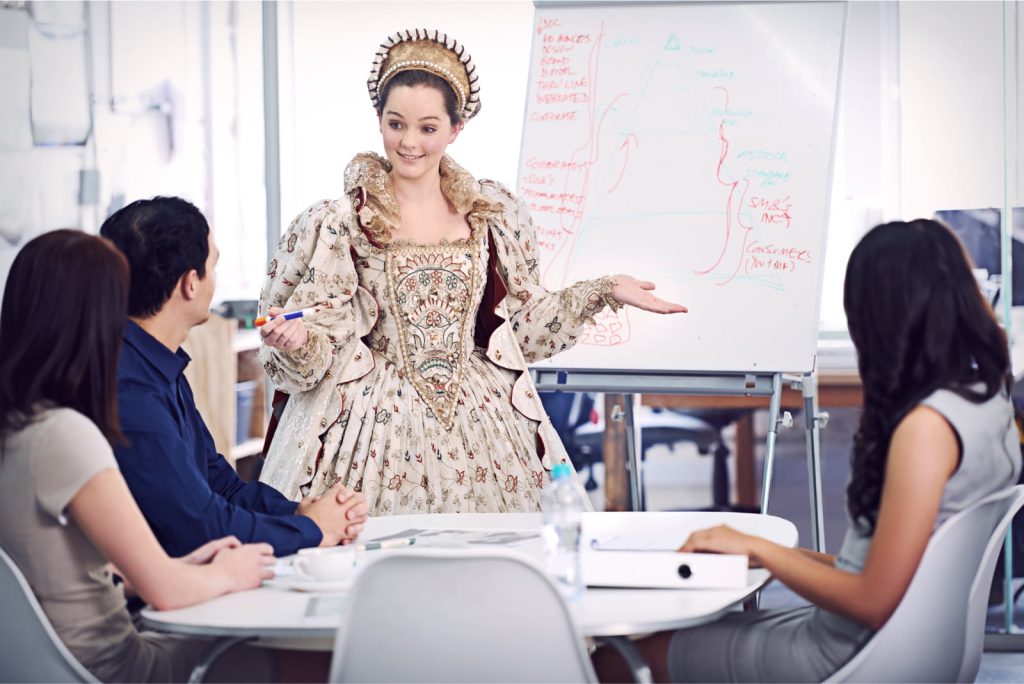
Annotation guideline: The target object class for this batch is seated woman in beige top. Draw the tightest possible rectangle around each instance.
[0,230,276,683]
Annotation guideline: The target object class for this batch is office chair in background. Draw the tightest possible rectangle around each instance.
[542,391,751,510]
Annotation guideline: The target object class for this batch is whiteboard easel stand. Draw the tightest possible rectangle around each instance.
[532,369,828,552]
[791,372,829,553]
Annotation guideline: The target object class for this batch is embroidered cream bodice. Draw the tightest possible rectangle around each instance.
[374,238,485,429]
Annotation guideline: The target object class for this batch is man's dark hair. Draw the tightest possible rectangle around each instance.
[100,196,210,318]
[0,230,129,444]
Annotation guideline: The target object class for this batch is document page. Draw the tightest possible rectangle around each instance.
[587,530,687,552]
[365,528,539,548]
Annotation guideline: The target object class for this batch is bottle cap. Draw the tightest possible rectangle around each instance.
[551,463,572,480]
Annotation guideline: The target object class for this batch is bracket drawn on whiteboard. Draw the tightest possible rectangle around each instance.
[524,0,849,554]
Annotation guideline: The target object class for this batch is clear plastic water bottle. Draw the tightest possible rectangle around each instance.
[541,463,585,601]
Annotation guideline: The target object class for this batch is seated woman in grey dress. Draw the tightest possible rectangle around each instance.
[0,230,276,682]
[594,218,1022,683]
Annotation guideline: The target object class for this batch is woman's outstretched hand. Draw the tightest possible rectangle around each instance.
[611,275,688,314]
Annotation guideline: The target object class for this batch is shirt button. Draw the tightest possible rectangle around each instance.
[354,353,362,361]
[526,390,534,398]
[320,418,327,427]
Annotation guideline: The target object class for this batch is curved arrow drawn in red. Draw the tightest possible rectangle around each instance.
[608,133,639,193]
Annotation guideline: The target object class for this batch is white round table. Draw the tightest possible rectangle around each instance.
[143,511,797,641]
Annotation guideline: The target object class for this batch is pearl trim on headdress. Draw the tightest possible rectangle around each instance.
[367,28,482,121]
[378,60,467,114]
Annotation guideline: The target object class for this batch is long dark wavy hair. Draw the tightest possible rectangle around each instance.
[844,219,1010,534]
[0,230,129,444]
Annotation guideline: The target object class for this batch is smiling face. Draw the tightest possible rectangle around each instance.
[379,84,463,183]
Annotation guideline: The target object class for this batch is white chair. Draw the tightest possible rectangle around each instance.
[826,484,1024,683]
[329,549,597,683]
[0,545,97,683]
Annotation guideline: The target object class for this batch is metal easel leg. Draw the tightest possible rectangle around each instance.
[801,372,827,553]
[622,394,644,512]
[760,374,785,514]
[754,374,787,610]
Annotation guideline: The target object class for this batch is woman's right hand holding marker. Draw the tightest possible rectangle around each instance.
[260,306,309,352]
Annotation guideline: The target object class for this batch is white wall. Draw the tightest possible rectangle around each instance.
[93,1,267,303]
[0,6,92,297]
[811,0,1018,331]
[899,0,1008,218]
[0,1,269,304]
[819,0,902,331]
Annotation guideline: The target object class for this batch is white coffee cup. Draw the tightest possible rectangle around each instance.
[292,547,356,583]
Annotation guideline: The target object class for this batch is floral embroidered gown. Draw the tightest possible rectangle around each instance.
[258,153,620,514]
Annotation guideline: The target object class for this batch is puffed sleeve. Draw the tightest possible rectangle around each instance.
[485,182,623,363]
[258,199,366,394]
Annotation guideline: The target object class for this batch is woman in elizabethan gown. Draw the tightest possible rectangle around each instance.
[257,28,686,515]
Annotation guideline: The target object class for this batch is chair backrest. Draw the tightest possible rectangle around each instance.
[958,484,1024,683]
[826,484,1024,683]
[0,545,97,683]
[329,549,597,683]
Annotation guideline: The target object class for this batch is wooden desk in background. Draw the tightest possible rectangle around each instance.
[601,371,863,512]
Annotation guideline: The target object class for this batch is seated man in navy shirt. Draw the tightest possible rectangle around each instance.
[100,196,367,557]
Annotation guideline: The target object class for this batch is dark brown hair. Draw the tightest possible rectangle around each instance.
[100,196,210,318]
[376,70,462,125]
[844,219,1010,534]
[0,229,129,444]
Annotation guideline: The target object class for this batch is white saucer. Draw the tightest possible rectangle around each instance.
[266,576,354,593]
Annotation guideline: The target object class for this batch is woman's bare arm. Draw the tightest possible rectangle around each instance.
[69,470,275,611]
[682,405,957,629]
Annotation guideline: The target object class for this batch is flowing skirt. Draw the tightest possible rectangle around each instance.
[309,348,550,514]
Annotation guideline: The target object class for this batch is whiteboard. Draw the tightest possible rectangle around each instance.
[518,1,846,374]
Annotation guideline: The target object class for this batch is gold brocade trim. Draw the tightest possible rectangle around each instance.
[596,275,624,313]
[560,275,624,326]
[384,238,482,431]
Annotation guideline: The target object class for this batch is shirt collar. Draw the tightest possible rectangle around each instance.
[124,319,191,384]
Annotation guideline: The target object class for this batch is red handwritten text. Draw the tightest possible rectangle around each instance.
[749,195,792,228]
[744,241,811,274]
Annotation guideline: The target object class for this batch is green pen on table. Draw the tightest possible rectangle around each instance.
[358,537,417,552]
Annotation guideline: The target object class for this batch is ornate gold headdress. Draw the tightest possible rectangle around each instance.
[368,29,481,122]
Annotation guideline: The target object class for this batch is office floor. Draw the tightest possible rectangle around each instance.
[581,405,1024,682]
